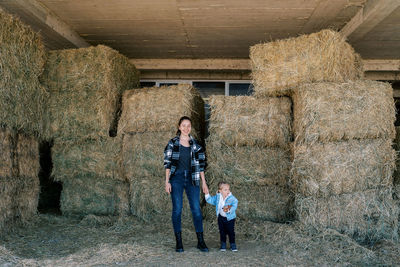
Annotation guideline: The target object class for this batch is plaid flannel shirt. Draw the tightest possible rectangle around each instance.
[164,135,206,186]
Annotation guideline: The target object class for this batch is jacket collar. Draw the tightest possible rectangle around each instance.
[174,135,194,146]
[218,192,232,200]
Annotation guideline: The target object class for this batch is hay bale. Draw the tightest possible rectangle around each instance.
[295,189,399,242]
[205,141,293,222]
[41,45,140,141]
[122,132,170,180]
[250,29,362,97]
[13,175,39,223]
[207,141,291,187]
[60,174,129,216]
[0,10,48,136]
[122,132,194,221]
[293,81,395,145]
[205,181,293,223]
[128,176,192,222]
[208,96,292,147]
[0,176,39,232]
[0,128,39,231]
[0,128,16,178]
[52,137,123,182]
[0,177,17,231]
[291,139,395,198]
[118,85,205,139]
[16,134,39,178]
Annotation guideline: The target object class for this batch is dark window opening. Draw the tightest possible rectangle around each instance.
[140,81,156,88]
[193,81,225,99]
[229,83,254,96]
[159,82,179,86]
[38,140,62,214]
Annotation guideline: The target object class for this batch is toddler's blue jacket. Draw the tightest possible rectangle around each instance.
[205,193,238,221]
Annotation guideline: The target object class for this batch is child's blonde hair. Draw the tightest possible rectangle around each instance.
[218,181,229,190]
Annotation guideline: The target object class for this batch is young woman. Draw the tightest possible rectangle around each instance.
[163,116,209,252]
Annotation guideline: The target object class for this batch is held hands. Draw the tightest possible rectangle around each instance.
[202,180,209,195]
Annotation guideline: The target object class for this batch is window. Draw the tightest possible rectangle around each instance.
[192,82,225,99]
[228,83,254,96]
[159,82,178,86]
[139,81,156,88]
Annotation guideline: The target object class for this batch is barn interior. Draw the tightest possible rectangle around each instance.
[1,0,400,265]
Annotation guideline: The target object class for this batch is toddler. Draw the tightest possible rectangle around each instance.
[205,181,238,251]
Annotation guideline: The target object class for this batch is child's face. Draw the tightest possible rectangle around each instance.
[219,184,230,199]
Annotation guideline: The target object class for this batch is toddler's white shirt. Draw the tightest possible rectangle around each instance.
[205,192,232,217]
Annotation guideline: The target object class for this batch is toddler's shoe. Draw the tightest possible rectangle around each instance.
[220,242,226,251]
[230,243,237,252]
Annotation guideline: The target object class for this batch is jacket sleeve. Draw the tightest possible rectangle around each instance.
[163,140,173,169]
[227,196,238,214]
[205,194,218,206]
[197,144,206,172]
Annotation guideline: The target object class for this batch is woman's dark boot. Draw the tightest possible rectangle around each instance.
[175,232,184,252]
[196,232,209,252]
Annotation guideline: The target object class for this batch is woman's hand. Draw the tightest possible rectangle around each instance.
[202,180,209,195]
[165,169,171,194]
[165,182,171,194]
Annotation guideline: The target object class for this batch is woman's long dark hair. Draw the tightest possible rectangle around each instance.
[176,116,192,136]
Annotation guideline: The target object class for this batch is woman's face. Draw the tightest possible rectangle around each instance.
[179,119,191,136]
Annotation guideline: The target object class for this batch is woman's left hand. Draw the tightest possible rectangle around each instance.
[202,181,209,194]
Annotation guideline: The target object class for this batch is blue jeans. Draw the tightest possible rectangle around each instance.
[218,214,235,244]
[170,170,203,233]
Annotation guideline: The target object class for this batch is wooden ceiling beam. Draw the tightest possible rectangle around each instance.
[10,0,90,48]
[131,58,400,72]
[129,58,251,70]
[363,59,400,71]
[340,0,400,42]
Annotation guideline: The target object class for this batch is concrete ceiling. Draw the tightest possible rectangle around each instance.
[1,0,399,60]
[351,5,400,59]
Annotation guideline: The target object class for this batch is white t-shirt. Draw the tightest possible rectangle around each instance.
[206,192,232,217]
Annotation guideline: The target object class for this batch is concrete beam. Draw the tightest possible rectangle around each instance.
[340,0,400,42]
[363,59,400,71]
[302,0,349,33]
[131,58,400,81]
[131,58,400,72]
[139,69,251,80]
[129,59,250,71]
[12,0,90,48]
[364,71,400,80]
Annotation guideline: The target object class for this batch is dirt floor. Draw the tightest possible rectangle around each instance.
[0,214,399,266]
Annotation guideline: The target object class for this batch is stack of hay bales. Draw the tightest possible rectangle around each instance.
[205,96,293,222]
[41,45,139,216]
[292,81,398,242]
[0,10,44,230]
[251,29,398,242]
[118,85,205,221]
[0,129,40,231]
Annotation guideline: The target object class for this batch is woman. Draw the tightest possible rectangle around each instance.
[164,116,209,252]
